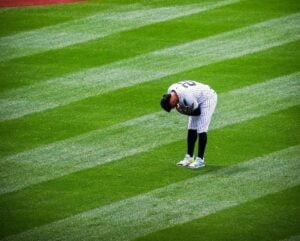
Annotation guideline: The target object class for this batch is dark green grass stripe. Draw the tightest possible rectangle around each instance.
[0,2,117,37]
[135,185,300,241]
[0,41,299,157]
[1,0,299,90]
[0,106,299,238]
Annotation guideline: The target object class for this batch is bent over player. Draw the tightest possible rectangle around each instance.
[160,81,217,169]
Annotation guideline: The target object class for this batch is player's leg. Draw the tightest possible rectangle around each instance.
[176,118,197,167]
[198,132,207,159]
[187,129,197,157]
[187,116,199,158]
[197,93,217,158]
[189,93,217,169]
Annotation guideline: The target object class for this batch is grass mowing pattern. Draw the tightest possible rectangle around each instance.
[1,41,299,157]
[2,144,299,241]
[1,73,299,194]
[0,0,239,62]
[136,186,300,241]
[0,106,299,237]
[0,0,299,240]
[1,13,299,120]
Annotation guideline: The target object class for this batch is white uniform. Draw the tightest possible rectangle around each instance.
[168,81,217,133]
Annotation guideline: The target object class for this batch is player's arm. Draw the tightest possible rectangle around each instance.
[176,94,200,116]
[176,103,200,116]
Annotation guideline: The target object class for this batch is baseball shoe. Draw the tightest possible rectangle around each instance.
[188,157,205,169]
[176,154,194,167]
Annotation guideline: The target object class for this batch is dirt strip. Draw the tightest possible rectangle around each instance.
[0,0,84,7]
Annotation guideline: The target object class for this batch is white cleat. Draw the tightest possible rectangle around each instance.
[176,154,194,167]
[188,157,205,169]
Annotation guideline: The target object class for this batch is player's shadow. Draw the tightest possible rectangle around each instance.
[191,164,224,175]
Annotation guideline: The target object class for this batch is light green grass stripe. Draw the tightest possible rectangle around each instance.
[0,13,299,120]
[0,73,299,194]
[2,145,299,241]
[281,235,300,241]
[0,0,238,62]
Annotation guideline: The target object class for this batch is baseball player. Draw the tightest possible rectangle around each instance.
[160,80,217,169]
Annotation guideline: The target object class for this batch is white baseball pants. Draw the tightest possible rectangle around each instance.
[188,90,217,133]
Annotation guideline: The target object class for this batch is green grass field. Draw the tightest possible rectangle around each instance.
[0,0,299,240]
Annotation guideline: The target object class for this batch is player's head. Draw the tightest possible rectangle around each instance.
[161,92,178,112]
[161,94,172,112]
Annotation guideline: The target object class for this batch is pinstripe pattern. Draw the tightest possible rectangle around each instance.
[168,81,217,133]
[188,89,217,133]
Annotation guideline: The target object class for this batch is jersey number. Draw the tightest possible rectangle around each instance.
[179,81,196,88]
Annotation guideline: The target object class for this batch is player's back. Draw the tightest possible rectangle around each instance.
[168,81,213,104]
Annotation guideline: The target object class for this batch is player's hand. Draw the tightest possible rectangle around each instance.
[185,106,193,114]
[176,104,200,116]
[176,104,184,114]
[176,104,192,115]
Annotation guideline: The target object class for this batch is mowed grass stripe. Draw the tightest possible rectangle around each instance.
[1,13,299,120]
[0,73,299,194]
[3,145,299,241]
[0,0,239,62]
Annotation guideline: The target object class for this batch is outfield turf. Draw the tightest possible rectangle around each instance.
[0,0,299,240]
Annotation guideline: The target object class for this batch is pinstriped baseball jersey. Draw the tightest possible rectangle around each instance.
[168,81,214,108]
[168,80,217,133]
